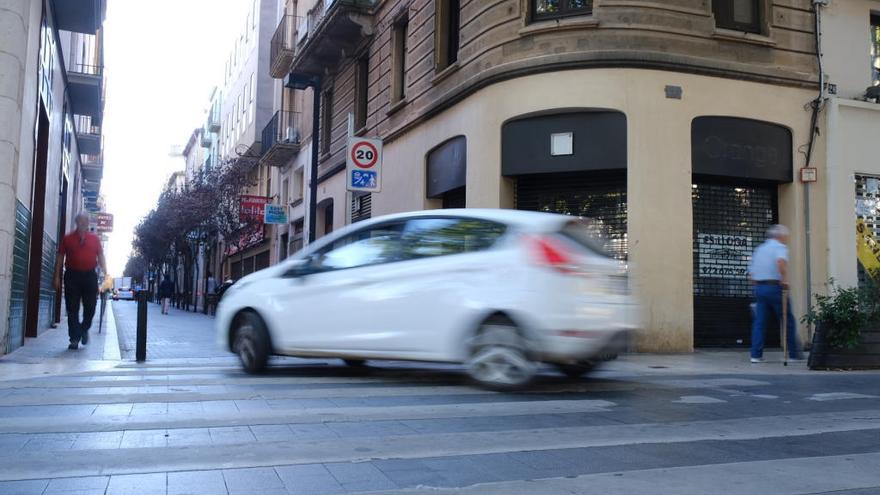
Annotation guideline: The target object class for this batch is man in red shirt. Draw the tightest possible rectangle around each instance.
[54,213,108,350]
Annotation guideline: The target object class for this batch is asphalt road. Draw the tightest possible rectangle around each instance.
[0,303,878,494]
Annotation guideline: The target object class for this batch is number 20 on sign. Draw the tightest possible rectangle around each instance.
[347,137,383,193]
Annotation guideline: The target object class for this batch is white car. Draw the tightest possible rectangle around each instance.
[216,209,638,389]
[114,287,134,301]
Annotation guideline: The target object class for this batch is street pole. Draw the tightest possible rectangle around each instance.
[345,113,354,227]
[307,76,322,244]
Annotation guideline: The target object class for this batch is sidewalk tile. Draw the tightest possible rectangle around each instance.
[0,479,49,495]
[165,428,212,448]
[209,426,255,445]
[21,433,77,452]
[120,429,168,448]
[72,431,123,450]
[276,464,344,495]
[106,473,167,495]
[92,403,134,417]
[249,424,295,442]
[167,470,228,495]
[324,462,397,492]
[45,476,109,493]
[222,467,285,494]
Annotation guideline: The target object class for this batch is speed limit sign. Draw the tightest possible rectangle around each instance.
[346,137,383,192]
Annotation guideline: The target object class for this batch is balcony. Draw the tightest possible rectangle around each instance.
[52,0,105,34]
[75,116,101,155]
[290,0,377,76]
[270,15,298,79]
[80,153,103,182]
[260,111,302,167]
[67,63,104,121]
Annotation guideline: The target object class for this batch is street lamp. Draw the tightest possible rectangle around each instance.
[285,72,322,244]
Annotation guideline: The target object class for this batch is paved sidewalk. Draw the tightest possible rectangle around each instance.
[113,300,232,360]
[0,299,120,381]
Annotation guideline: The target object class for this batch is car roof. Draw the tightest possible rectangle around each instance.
[360,208,574,229]
[296,208,581,257]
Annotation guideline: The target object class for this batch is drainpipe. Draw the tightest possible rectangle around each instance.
[804,0,828,343]
[308,76,322,244]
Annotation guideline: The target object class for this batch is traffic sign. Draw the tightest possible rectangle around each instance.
[346,137,382,192]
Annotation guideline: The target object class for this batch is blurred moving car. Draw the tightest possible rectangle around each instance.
[216,209,638,389]
[113,287,135,301]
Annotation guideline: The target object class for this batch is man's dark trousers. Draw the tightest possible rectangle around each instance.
[64,269,98,343]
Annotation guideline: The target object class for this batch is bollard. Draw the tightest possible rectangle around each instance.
[136,290,148,362]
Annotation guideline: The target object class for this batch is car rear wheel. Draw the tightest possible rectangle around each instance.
[554,362,596,379]
[467,317,537,390]
[233,312,270,374]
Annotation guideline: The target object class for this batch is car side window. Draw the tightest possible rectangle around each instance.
[401,218,507,259]
[314,223,404,271]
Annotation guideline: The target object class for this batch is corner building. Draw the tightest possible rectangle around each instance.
[270,0,823,352]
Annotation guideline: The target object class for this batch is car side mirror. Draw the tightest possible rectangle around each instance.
[282,255,320,278]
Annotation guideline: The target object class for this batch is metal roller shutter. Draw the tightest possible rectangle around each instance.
[692,182,778,347]
[856,174,880,286]
[515,171,627,260]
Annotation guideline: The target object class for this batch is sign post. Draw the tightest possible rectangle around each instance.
[345,113,382,226]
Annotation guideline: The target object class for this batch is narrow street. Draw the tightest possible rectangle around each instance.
[0,302,878,494]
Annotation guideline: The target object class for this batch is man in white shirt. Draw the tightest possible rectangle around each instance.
[748,224,802,363]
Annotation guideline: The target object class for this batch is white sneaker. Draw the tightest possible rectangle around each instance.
[750,357,765,363]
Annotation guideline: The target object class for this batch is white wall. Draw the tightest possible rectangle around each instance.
[823,0,880,99]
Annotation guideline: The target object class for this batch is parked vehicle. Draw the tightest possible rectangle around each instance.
[114,287,135,301]
[216,209,638,389]
[112,277,133,300]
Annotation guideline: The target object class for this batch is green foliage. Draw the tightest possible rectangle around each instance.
[804,273,880,349]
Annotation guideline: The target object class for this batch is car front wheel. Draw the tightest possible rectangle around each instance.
[467,317,537,390]
[233,312,271,374]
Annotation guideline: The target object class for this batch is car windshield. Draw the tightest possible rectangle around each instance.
[558,219,615,258]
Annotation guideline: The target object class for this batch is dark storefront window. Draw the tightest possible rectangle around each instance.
[872,14,880,86]
[712,0,762,34]
[533,0,592,20]
[516,172,627,260]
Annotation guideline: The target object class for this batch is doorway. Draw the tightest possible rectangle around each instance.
[25,104,51,339]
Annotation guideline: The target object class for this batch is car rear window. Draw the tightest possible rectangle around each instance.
[558,219,615,258]
[401,218,508,259]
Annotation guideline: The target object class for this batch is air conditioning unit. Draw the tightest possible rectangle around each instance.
[285,126,300,143]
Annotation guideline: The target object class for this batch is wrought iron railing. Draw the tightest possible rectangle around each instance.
[68,62,103,77]
[261,110,303,155]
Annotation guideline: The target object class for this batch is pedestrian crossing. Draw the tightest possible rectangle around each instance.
[0,361,878,494]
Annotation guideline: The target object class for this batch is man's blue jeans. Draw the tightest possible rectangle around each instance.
[751,283,800,359]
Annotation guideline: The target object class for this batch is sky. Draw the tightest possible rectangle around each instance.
[101,0,250,276]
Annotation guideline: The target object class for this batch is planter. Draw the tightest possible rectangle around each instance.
[809,322,880,370]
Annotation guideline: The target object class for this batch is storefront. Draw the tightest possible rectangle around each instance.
[502,111,628,259]
[691,117,792,347]
[373,68,819,351]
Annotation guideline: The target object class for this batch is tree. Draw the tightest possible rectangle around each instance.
[129,155,262,307]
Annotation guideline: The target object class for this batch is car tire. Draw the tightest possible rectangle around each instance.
[233,312,271,374]
[554,362,596,379]
[466,316,537,391]
[343,359,367,368]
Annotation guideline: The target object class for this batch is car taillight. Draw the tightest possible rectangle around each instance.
[527,235,578,274]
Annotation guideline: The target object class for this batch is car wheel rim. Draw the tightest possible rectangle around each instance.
[236,327,256,369]
[469,324,535,386]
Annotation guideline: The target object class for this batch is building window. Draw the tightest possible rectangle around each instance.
[435,0,460,72]
[532,0,592,20]
[391,17,408,103]
[321,90,334,155]
[872,14,880,86]
[712,0,762,34]
[355,56,369,131]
